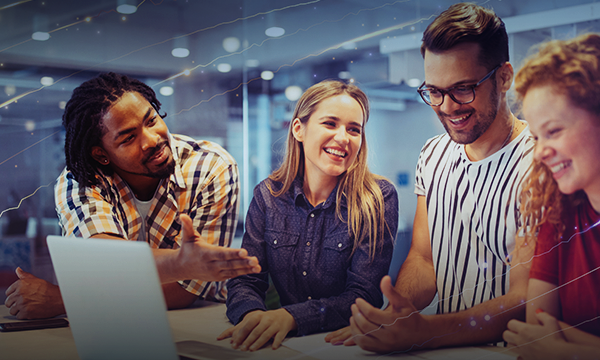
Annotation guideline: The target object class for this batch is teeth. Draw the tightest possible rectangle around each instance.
[324,148,347,158]
[550,161,571,173]
[449,115,468,124]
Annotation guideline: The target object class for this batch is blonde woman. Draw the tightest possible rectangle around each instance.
[218,80,398,351]
[503,33,600,359]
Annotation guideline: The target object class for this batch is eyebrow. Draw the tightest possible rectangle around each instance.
[113,107,154,142]
[424,78,478,89]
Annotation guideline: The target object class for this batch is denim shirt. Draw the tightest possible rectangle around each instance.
[226,177,398,335]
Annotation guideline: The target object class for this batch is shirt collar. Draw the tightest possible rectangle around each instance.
[169,133,186,190]
[292,176,342,210]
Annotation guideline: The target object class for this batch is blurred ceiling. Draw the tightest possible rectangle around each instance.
[1,0,600,125]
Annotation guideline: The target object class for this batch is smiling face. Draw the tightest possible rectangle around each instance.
[292,94,364,186]
[91,92,175,187]
[423,42,502,145]
[524,85,600,197]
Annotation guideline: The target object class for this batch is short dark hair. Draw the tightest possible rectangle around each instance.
[421,2,509,70]
[62,72,165,187]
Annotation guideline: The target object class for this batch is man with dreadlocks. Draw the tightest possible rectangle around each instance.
[4,72,260,319]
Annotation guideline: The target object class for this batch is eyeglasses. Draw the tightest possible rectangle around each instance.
[417,64,502,106]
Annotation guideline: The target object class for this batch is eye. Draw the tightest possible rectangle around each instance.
[349,127,361,134]
[121,135,134,145]
[322,121,336,127]
[453,87,472,95]
[547,128,562,137]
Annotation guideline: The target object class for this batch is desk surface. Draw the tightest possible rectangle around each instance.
[0,302,516,360]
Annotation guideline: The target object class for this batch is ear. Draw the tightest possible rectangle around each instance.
[291,118,304,142]
[91,146,110,166]
[498,62,514,93]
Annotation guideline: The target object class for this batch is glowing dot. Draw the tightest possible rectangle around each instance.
[85,17,91,22]
[183,69,191,76]
[217,63,232,73]
[484,315,491,321]
[265,27,285,37]
[159,86,174,96]
[15,165,17,168]
[470,320,476,327]
[122,16,126,21]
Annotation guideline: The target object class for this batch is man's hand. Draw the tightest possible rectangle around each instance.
[172,214,261,282]
[350,275,430,353]
[325,326,355,346]
[4,267,65,319]
[217,308,297,351]
[503,311,566,360]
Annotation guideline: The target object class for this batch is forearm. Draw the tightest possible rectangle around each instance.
[559,320,600,348]
[162,282,198,309]
[422,291,526,349]
[394,255,437,310]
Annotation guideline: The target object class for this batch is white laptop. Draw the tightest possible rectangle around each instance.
[47,235,245,360]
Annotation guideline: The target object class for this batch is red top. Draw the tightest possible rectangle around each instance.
[530,198,600,337]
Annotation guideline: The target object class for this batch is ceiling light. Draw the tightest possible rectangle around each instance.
[159,86,174,96]
[265,27,285,37]
[116,0,137,15]
[5,85,16,96]
[406,78,421,87]
[245,59,260,68]
[171,48,189,58]
[58,101,66,109]
[217,63,232,73]
[32,31,50,41]
[40,76,54,86]
[24,120,36,132]
[32,14,50,41]
[338,71,351,79]
[222,37,240,53]
[261,71,274,80]
[285,86,302,101]
[172,35,190,58]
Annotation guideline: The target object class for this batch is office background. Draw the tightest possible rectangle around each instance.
[1,0,598,294]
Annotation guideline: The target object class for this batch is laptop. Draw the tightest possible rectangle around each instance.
[47,235,246,360]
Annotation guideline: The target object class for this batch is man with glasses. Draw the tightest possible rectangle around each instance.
[326,3,534,352]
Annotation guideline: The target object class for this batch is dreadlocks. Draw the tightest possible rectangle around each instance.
[62,72,165,187]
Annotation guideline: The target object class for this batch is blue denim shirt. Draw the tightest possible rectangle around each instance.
[226,177,398,335]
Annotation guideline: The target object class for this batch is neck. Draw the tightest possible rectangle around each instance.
[585,186,600,214]
[115,171,161,201]
[302,171,338,207]
[464,104,519,161]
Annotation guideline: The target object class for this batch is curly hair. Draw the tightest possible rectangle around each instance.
[421,2,509,71]
[62,72,165,187]
[515,33,600,246]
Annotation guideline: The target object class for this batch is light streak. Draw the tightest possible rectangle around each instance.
[0,0,32,11]
[0,131,61,167]
[0,182,53,220]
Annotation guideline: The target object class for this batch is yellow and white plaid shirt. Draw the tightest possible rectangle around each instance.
[54,134,239,301]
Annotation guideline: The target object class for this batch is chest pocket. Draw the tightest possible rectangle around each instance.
[265,229,300,273]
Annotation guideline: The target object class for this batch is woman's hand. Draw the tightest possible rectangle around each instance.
[217,308,297,351]
[503,310,566,360]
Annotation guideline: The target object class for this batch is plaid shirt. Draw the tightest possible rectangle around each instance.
[54,134,239,301]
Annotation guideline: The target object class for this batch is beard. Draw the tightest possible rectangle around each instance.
[145,157,175,179]
[438,84,500,145]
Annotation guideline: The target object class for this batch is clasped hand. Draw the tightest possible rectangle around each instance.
[349,275,430,353]
[217,309,297,351]
[503,311,566,360]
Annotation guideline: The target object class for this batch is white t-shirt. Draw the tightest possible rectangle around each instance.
[414,125,534,314]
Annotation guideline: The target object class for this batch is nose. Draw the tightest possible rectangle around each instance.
[439,93,461,114]
[534,140,553,162]
[334,126,349,145]
[141,128,160,152]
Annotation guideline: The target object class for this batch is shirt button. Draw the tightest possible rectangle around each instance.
[306,241,311,246]
[338,243,342,248]
[302,271,307,276]
[310,213,315,218]
[273,240,277,244]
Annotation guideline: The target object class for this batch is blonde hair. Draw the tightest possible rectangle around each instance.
[515,33,600,246]
[267,80,389,260]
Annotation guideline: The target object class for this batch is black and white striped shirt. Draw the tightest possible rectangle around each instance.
[414,126,534,314]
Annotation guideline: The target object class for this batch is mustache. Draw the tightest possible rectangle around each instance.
[142,141,168,164]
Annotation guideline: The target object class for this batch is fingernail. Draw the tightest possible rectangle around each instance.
[333,341,343,346]
[536,308,544,314]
